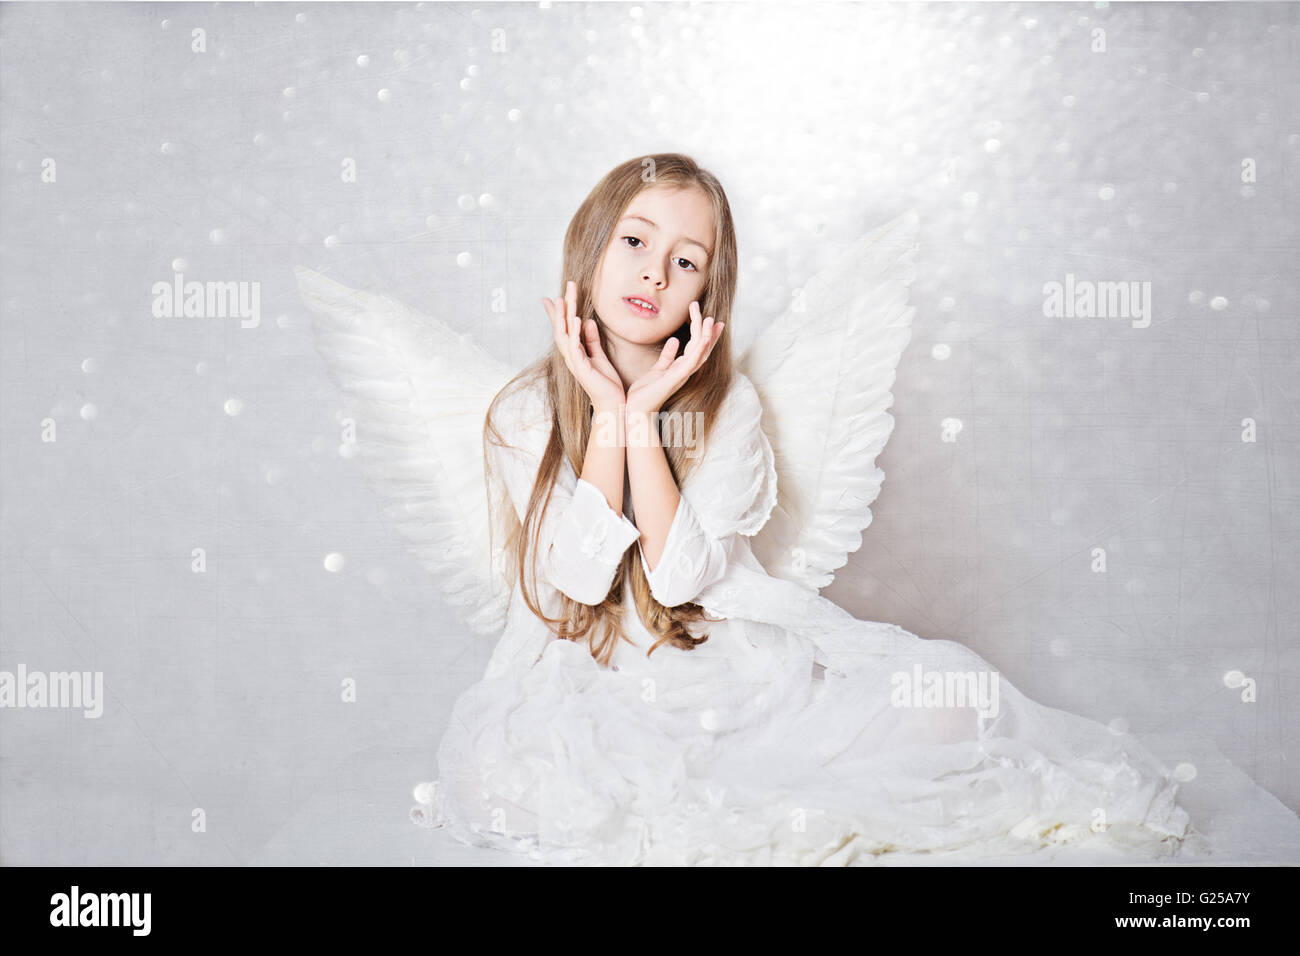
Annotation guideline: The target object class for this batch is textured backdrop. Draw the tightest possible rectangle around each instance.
[1,0,1297,864]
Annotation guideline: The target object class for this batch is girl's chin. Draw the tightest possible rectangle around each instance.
[605,324,673,346]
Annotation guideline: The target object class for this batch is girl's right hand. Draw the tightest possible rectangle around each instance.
[543,280,625,412]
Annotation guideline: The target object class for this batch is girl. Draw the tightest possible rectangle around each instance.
[418,153,1204,865]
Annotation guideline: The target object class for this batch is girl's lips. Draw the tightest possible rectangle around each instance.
[623,296,658,317]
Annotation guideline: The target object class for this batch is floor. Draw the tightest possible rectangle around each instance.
[247,731,1300,867]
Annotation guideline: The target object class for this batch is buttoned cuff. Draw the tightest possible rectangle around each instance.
[541,478,644,605]
[564,477,642,563]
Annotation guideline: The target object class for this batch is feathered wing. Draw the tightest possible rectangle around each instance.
[293,265,516,638]
[739,209,919,591]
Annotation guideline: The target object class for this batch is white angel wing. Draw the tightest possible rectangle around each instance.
[740,209,919,591]
[293,265,516,638]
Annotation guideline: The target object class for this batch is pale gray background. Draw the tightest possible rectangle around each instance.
[2,0,1297,865]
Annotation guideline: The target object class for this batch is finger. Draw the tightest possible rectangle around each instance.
[584,320,617,373]
[566,280,577,339]
[656,337,680,368]
[546,295,567,337]
[699,313,715,353]
[543,296,562,347]
[582,319,606,366]
[544,296,570,362]
[550,285,573,350]
[567,294,596,376]
[545,296,580,377]
[566,281,582,354]
[687,300,706,362]
[703,319,724,361]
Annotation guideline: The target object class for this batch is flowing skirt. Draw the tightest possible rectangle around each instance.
[413,588,1208,865]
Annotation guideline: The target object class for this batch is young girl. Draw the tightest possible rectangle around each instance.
[417,153,1203,865]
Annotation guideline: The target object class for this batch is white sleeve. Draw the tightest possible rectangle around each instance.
[489,402,642,607]
[636,375,778,607]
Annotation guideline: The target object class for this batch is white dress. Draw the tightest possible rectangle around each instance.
[420,373,1206,865]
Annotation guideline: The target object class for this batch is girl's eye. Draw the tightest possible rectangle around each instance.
[622,237,698,272]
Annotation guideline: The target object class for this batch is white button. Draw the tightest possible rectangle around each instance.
[580,517,609,558]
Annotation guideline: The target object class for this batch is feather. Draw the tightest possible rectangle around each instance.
[294,265,515,638]
[740,209,919,590]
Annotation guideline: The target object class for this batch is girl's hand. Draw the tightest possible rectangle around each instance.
[625,300,724,415]
[543,280,625,412]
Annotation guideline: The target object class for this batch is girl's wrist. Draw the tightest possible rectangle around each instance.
[590,405,626,450]
[623,408,662,450]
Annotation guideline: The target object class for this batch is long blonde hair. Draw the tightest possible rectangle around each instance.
[483,153,739,667]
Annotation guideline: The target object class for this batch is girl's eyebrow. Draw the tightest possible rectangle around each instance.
[619,215,712,258]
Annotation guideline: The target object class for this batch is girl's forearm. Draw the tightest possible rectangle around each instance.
[625,409,680,572]
[580,405,627,514]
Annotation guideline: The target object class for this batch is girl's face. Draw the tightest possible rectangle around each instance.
[591,185,714,350]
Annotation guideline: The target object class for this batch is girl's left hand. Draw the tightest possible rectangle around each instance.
[625,301,725,415]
